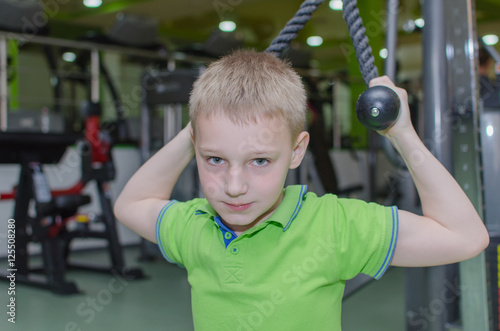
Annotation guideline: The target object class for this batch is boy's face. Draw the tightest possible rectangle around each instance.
[192,114,309,235]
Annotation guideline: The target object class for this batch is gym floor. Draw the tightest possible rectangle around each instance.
[1,246,406,331]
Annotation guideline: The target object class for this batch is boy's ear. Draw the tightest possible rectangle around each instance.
[290,131,310,169]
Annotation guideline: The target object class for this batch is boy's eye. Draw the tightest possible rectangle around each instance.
[208,157,225,165]
[252,158,269,166]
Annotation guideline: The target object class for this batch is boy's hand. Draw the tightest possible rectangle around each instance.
[369,76,414,138]
[374,77,490,267]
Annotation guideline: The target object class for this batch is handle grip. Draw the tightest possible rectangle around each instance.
[355,85,400,130]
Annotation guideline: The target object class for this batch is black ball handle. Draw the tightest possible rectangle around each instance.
[355,85,401,131]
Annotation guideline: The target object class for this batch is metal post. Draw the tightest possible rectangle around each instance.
[90,49,100,103]
[332,81,341,149]
[423,0,452,168]
[163,57,177,145]
[164,104,176,144]
[384,0,398,80]
[140,94,150,163]
[446,0,490,329]
[175,103,183,134]
[382,0,408,168]
[0,35,7,131]
[415,1,490,331]
[405,1,455,331]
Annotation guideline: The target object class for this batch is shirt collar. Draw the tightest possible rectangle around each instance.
[267,185,307,231]
[196,201,217,216]
[195,185,308,231]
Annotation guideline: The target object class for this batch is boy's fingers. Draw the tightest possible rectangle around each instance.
[369,75,393,88]
[368,76,408,104]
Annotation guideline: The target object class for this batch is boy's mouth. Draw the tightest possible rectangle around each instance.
[224,202,253,212]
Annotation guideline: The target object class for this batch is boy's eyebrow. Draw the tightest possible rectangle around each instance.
[198,147,220,154]
[251,150,276,156]
[199,146,278,156]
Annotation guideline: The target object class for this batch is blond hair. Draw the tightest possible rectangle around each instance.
[189,50,306,139]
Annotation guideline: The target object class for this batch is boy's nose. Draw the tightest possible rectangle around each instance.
[225,167,248,197]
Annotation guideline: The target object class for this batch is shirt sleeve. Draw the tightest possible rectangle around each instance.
[155,198,207,266]
[334,198,399,280]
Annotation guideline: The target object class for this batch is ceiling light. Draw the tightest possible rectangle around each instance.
[83,0,102,8]
[329,0,343,10]
[483,34,499,46]
[307,36,323,47]
[379,48,388,59]
[219,21,236,32]
[486,125,494,137]
[402,20,416,33]
[62,52,77,62]
[414,18,425,28]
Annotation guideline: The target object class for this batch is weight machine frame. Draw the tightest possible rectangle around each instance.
[0,35,151,294]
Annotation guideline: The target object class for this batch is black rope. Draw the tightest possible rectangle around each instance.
[342,0,378,87]
[266,0,378,87]
[265,0,325,57]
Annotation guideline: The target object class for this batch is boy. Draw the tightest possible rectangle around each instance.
[114,50,489,330]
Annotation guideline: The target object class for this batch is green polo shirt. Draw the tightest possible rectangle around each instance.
[156,185,398,331]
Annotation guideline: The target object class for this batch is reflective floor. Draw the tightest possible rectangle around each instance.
[1,246,406,331]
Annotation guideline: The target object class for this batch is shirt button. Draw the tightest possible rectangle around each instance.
[231,246,239,255]
[224,232,232,240]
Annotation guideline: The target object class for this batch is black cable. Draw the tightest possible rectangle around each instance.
[342,0,379,87]
[266,0,378,89]
[265,0,325,57]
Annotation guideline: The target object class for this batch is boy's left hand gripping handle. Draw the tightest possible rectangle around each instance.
[355,85,401,131]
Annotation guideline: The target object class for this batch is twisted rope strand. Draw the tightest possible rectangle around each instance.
[266,0,378,87]
[342,0,379,86]
[266,0,325,57]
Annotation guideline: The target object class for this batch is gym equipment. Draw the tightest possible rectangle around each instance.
[355,85,400,131]
[481,110,500,233]
[267,1,490,330]
[0,39,146,294]
[0,103,145,294]
[479,38,500,109]
[107,13,159,48]
[265,0,400,298]
[266,0,400,131]
[417,0,489,330]
[341,0,400,130]
[139,68,200,260]
[486,235,500,330]
[0,132,83,293]
[0,0,47,35]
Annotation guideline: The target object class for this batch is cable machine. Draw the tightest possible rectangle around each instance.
[268,0,491,330]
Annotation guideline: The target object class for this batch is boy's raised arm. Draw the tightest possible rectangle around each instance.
[114,122,194,243]
[372,77,490,267]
